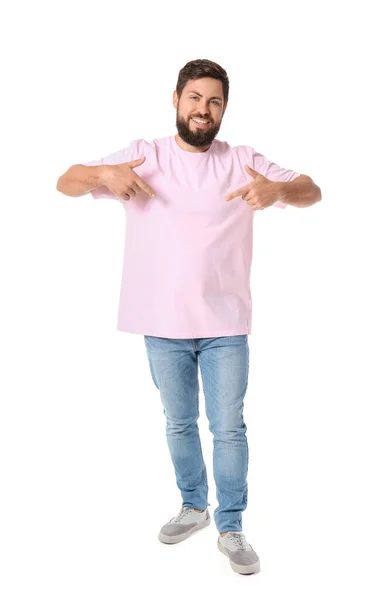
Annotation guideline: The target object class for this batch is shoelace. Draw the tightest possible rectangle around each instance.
[227,532,252,551]
[170,503,210,524]
[171,507,195,523]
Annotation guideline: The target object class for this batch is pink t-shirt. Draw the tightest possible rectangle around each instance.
[83,135,300,338]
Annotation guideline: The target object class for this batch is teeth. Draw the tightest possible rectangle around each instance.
[192,118,209,124]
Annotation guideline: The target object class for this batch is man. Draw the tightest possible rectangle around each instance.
[56,58,321,575]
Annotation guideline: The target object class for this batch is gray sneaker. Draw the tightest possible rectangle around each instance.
[218,531,260,575]
[158,505,211,544]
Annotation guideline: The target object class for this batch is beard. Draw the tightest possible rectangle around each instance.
[175,110,221,148]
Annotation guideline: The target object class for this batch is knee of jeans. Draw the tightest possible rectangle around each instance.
[165,412,199,431]
[209,418,247,437]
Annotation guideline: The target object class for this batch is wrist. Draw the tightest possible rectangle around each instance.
[275,181,287,203]
[97,164,112,187]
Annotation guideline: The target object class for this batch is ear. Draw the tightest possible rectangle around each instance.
[173,90,178,109]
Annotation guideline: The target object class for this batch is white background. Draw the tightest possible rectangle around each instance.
[1,0,381,597]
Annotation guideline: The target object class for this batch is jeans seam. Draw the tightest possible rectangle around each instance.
[199,364,210,493]
[195,356,209,495]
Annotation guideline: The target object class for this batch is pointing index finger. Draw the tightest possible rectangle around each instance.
[225,184,248,202]
[135,174,156,198]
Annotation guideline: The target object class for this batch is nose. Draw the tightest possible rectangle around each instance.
[198,102,210,118]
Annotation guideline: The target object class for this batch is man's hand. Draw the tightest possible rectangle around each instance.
[102,157,156,201]
[225,165,282,210]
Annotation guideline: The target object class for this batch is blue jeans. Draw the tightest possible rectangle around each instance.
[144,334,249,533]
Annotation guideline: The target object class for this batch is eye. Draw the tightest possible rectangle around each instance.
[189,96,220,106]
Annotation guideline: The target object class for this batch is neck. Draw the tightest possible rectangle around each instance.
[174,134,211,153]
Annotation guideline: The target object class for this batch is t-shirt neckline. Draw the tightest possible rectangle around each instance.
[171,135,215,157]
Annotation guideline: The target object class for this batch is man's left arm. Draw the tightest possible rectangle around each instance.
[278,175,322,208]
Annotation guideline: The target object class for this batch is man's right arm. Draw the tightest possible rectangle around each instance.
[56,164,111,197]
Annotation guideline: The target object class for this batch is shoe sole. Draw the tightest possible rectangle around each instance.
[158,515,211,544]
[217,539,261,575]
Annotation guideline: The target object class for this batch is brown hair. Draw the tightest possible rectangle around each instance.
[176,59,229,104]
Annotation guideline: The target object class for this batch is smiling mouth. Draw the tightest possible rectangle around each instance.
[191,117,210,127]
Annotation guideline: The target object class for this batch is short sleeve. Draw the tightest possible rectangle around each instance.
[253,150,300,209]
[82,140,139,203]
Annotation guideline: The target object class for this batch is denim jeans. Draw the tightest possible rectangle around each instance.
[143,334,249,533]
